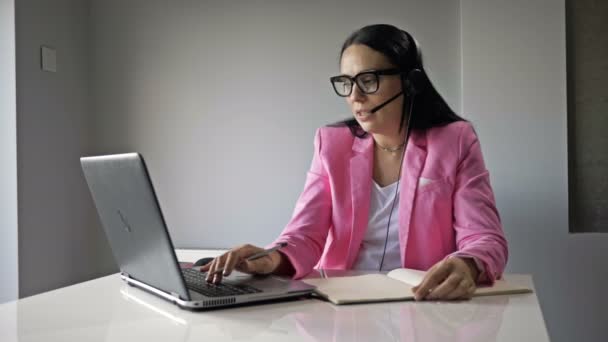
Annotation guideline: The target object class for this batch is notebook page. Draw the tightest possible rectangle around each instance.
[303,274,415,304]
[386,268,426,286]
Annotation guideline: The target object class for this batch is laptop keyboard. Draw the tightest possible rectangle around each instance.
[181,268,263,297]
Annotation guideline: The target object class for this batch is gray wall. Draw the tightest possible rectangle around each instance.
[461,1,607,341]
[0,0,18,304]
[15,0,115,298]
[89,0,461,248]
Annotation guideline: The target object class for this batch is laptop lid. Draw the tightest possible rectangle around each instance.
[81,153,191,301]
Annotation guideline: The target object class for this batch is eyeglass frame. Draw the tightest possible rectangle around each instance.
[329,68,404,97]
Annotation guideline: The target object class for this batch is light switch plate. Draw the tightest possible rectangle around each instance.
[41,46,57,72]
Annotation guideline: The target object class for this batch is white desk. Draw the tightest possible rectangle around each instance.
[0,250,550,341]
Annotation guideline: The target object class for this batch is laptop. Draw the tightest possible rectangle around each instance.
[80,152,314,310]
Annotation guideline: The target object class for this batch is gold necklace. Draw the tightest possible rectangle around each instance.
[375,141,406,153]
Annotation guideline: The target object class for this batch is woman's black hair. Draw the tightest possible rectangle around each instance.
[330,24,466,138]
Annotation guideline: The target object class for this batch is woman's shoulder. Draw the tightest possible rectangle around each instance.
[425,120,478,148]
[315,125,359,153]
[317,124,356,140]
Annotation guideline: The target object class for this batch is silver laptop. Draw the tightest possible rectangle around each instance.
[80,153,314,310]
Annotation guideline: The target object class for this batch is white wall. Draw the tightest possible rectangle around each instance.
[89,0,461,248]
[0,0,18,304]
[15,0,116,298]
[461,1,608,341]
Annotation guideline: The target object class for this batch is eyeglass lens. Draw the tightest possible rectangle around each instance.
[332,72,379,96]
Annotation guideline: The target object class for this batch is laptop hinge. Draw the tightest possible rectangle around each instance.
[170,292,182,300]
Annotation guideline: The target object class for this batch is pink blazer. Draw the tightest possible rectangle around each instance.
[272,121,507,283]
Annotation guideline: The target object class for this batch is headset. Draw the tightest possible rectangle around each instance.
[401,30,426,97]
[377,30,425,271]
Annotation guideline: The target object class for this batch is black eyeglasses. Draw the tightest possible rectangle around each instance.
[329,68,403,97]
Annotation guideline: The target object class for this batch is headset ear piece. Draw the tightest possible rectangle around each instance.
[404,68,426,96]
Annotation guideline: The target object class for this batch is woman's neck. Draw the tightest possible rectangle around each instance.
[372,131,406,150]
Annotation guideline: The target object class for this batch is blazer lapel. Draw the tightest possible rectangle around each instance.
[398,129,428,266]
[345,135,374,268]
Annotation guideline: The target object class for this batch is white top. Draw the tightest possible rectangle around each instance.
[351,180,402,271]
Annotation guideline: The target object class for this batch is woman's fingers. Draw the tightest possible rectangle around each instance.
[203,244,270,283]
[428,272,464,300]
[445,278,476,300]
[222,251,240,276]
[414,257,477,301]
[213,252,238,283]
[413,261,451,300]
[206,254,225,283]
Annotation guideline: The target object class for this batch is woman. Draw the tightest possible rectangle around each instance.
[202,24,507,301]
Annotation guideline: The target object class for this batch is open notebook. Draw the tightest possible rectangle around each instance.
[303,268,532,305]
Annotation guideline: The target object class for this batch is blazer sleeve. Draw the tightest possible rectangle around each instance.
[271,128,332,279]
[448,123,508,284]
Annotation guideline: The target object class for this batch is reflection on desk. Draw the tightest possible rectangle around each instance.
[291,296,509,342]
[116,282,509,342]
[0,273,549,342]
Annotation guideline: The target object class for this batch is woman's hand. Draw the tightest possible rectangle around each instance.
[200,244,283,284]
[412,257,479,301]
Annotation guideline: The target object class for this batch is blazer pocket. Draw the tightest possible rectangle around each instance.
[416,177,451,194]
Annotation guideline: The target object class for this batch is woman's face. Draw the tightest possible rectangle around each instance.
[340,44,404,135]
